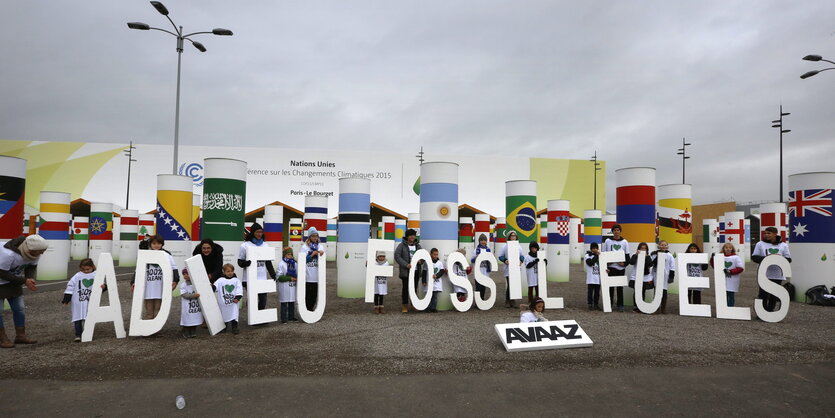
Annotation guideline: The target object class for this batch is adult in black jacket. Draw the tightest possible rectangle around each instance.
[394,229,424,313]
[193,238,225,284]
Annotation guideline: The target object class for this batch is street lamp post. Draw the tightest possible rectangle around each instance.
[127,1,232,175]
[124,141,137,209]
[676,138,691,184]
[589,151,602,210]
[771,106,791,203]
[800,54,835,79]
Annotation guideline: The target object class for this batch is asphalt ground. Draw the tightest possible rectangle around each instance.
[2,258,834,416]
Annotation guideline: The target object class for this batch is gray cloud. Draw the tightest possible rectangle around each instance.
[1,1,833,211]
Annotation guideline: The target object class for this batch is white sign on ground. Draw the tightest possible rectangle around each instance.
[495,320,593,352]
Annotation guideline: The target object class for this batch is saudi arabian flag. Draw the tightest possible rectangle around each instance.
[201,178,246,241]
[506,195,538,243]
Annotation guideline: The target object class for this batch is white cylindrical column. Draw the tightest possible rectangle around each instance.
[156,174,194,269]
[337,177,371,298]
[381,215,395,262]
[201,158,246,276]
[759,202,788,243]
[111,215,121,262]
[615,167,657,250]
[0,156,26,241]
[539,214,548,255]
[473,214,491,252]
[583,210,602,251]
[724,211,747,262]
[70,216,89,260]
[36,191,71,280]
[788,172,835,301]
[569,217,582,264]
[192,193,201,243]
[407,213,420,241]
[657,183,693,294]
[494,217,507,257]
[420,162,459,311]
[546,200,571,282]
[458,216,474,259]
[289,218,303,255]
[264,205,284,248]
[326,219,338,262]
[88,202,113,263]
[138,213,155,241]
[702,218,719,254]
[119,209,139,267]
[601,214,617,242]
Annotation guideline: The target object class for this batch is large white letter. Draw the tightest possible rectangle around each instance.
[81,253,125,342]
[506,241,523,300]
[598,250,626,313]
[713,253,751,321]
[472,251,497,310]
[129,250,174,336]
[537,258,564,309]
[447,251,473,312]
[633,251,663,314]
[408,249,433,311]
[365,239,394,303]
[246,246,278,325]
[297,249,327,324]
[677,253,711,318]
[183,255,225,335]
[754,255,791,323]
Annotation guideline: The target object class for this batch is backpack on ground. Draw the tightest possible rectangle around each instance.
[805,285,835,306]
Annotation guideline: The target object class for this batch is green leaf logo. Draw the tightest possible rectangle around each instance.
[557,250,561,255]
[81,278,94,288]
[412,177,421,196]
[344,252,349,259]
[822,254,828,262]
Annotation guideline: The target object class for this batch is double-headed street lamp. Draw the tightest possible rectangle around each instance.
[128,1,233,175]
[800,55,835,79]
[676,138,691,184]
[771,106,790,203]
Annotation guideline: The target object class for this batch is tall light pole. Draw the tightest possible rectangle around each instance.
[124,141,137,209]
[676,138,691,184]
[800,54,835,79]
[128,1,232,175]
[771,106,790,203]
[589,151,602,210]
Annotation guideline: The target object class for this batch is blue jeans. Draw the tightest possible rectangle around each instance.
[726,291,736,307]
[280,302,296,322]
[1,296,26,327]
[428,291,440,311]
[74,320,84,337]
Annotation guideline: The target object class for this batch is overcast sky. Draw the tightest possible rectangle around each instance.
[2,1,833,211]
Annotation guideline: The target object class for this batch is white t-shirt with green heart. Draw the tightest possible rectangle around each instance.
[64,271,96,322]
[214,276,243,322]
[752,241,791,280]
[603,238,630,271]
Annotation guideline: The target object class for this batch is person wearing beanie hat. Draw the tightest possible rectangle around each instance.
[238,222,277,312]
[300,227,325,312]
[0,235,45,348]
[276,246,298,323]
[520,297,547,323]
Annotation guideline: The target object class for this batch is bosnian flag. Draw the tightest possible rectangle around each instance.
[788,189,833,244]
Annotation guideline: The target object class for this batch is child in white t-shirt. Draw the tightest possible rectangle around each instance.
[520,297,547,323]
[713,243,744,307]
[373,251,389,314]
[62,258,96,342]
[523,242,543,303]
[214,263,243,334]
[276,247,298,323]
[584,243,601,311]
[427,248,446,313]
[652,240,676,314]
[452,248,472,302]
[179,268,202,338]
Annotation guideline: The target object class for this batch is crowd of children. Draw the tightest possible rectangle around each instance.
[55,226,787,341]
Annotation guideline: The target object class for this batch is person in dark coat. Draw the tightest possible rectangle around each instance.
[394,229,425,313]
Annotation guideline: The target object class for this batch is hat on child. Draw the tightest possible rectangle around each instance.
[282,246,293,256]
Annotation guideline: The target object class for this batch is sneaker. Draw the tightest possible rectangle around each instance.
[182,332,189,339]
[74,337,81,342]
[594,304,600,311]
[281,320,288,324]
[617,306,625,312]
[289,318,298,322]
[232,326,240,335]
[588,304,593,311]
[632,307,641,313]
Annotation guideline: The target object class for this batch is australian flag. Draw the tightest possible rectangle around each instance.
[788,189,833,244]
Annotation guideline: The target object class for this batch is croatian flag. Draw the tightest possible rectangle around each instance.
[788,189,833,244]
